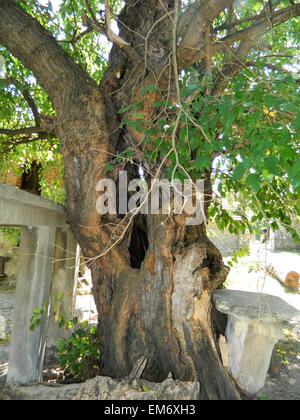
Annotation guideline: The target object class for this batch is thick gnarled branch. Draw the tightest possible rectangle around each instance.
[212,3,300,95]
[0,0,97,108]
[177,3,300,71]
[177,0,235,69]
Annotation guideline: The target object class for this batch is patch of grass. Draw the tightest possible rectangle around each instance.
[258,392,269,400]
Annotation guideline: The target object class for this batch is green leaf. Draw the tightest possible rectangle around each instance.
[57,338,65,351]
[264,156,280,176]
[145,127,157,136]
[279,127,291,144]
[195,155,210,171]
[288,160,300,178]
[292,175,300,194]
[104,163,114,174]
[292,111,300,130]
[152,100,164,108]
[182,85,198,97]
[54,293,62,302]
[118,105,132,114]
[140,85,160,96]
[82,320,88,329]
[190,136,199,151]
[232,163,245,181]
[126,119,143,132]
[245,173,261,193]
[160,141,171,156]
[59,315,66,328]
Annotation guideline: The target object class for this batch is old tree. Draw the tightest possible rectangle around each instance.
[0,0,299,399]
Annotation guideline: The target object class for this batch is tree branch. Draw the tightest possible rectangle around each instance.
[213,13,263,33]
[82,13,106,36]
[213,38,255,96]
[178,0,235,35]
[0,0,97,108]
[245,60,290,74]
[104,0,138,62]
[0,125,55,137]
[214,4,300,53]
[212,3,300,95]
[212,0,282,34]
[2,77,41,126]
[58,28,93,45]
[0,135,50,148]
[177,0,235,69]
[178,3,300,71]
[81,2,138,63]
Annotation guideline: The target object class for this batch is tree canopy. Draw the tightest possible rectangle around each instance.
[0,0,299,236]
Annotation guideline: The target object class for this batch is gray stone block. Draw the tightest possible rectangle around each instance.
[213,289,300,322]
[213,289,300,393]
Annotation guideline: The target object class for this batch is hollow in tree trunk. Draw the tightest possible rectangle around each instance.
[87,214,238,400]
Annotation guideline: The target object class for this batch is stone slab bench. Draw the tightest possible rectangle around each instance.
[213,289,300,393]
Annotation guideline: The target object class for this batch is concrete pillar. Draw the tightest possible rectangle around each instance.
[225,315,282,393]
[46,229,78,351]
[7,225,55,384]
[269,228,275,252]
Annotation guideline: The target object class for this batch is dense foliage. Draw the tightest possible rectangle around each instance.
[0,0,299,237]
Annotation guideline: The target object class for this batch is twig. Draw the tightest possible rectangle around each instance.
[104,0,137,62]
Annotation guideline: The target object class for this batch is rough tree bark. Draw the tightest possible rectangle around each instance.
[0,0,299,400]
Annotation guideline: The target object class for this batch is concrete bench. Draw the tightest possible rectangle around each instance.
[213,289,300,393]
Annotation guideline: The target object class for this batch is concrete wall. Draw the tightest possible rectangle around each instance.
[269,223,300,252]
[207,223,242,257]
[0,171,22,189]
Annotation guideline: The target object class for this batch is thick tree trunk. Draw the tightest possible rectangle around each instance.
[55,1,240,396]
[60,124,239,399]
[88,214,239,400]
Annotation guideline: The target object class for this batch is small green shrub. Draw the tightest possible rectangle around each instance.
[57,317,101,382]
[30,295,101,383]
